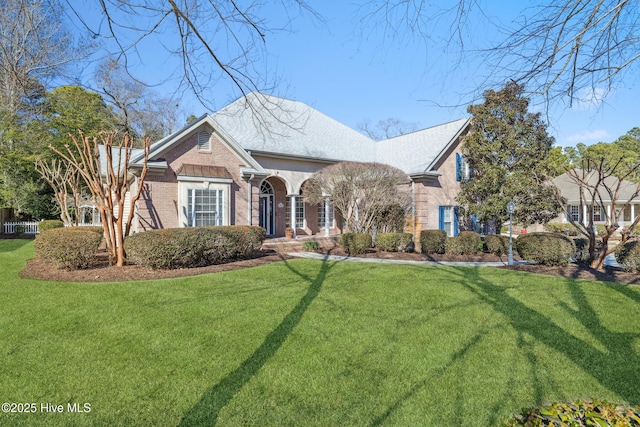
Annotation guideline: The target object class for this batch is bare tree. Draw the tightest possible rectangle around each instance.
[363,1,640,109]
[51,132,150,267]
[305,162,411,234]
[0,0,86,116]
[357,118,419,140]
[34,158,83,226]
[554,159,640,270]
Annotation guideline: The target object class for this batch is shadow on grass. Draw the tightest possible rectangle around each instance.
[0,238,31,253]
[178,258,336,426]
[451,266,640,402]
[371,265,640,426]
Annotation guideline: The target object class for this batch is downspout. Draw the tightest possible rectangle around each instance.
[247,174,254,225]
[411,181,416,246]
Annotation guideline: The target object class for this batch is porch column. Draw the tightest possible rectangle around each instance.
[607,204,611,226]
[632,204,636,224]
[247,179,252,225]
[290,195,297,238]
[324,197,330,237]
[583,205,588,226]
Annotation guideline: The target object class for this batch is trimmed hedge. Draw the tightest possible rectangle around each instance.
[340,233,372,255]
[124,226,266,269]
[544,222,580,236]
[503,400,640,426]
[615,239,640,273]
[38,220,64,233]
[484,234,509,257]
[515,232,575,266]
[420,229,446,254]
[375,232,414,252]
[446,231,481,255]
[34,227,103,269]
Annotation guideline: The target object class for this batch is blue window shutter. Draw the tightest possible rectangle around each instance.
[471,214,477,231]
[468,162,474,181]
[455,153,462,182]
[453,206,460,236]
[438,206,445,230]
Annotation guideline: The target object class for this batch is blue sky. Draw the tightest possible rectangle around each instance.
[75,1,638,147]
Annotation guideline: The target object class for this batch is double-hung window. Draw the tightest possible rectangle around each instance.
[318,200,335,229]
[187,188,223,226]
[439,206,459,237]
[568,205,580,222]
[286,195,305,228]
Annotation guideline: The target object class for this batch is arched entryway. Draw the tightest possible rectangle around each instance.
[259,180,275,235]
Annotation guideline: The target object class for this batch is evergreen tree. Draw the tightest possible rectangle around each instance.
[457,82,561,229]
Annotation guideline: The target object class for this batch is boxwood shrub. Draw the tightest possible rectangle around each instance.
[544,222,580,236]
[420,229,446,254]
[446,231,481,255]
[124,226,266,269]
[339,232,372,255]
[484,234,509,257]
[34,227,103,269]
[38,219,64,233]
[615,239,640,273]
[375,232,414,252]
[515,232,575,266]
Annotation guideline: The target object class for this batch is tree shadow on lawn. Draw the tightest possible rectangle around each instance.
[0,237,31,253]
[370,266,640,426]
[178,258,337,426]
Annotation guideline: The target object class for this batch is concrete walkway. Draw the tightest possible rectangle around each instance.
[288,251,510,267]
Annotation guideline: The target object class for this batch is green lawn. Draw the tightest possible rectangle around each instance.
[1,240,639,426]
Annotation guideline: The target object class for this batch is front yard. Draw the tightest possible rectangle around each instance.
[1,240,639,426]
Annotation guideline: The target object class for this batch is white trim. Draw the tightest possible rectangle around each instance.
[178,181,231,227]
[177,176,233,184]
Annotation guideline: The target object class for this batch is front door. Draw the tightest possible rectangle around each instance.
[259,195,274,235]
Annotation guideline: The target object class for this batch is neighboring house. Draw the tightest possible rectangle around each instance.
[120,93,471,239]
[552,170,640,227]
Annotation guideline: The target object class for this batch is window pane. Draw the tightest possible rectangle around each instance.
[188,188,222,226]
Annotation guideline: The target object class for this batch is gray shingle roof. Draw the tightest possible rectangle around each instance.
[553,169,640,202]
[212,93,469,174]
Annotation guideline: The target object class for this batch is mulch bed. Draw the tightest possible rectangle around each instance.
[17,246,640,285]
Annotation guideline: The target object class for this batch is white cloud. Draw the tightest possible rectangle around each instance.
[566,129,610,143]
[573,87,608,111]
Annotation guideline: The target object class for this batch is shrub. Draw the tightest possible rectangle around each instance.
[375,204,407,233]
[515,232,575,266]
[503,400,640,427]
[484,234,509,256]
[544,222,580,236]
[302,240,321,251]
[34,227,103,269]
[124,226,266,269]
[340,233,372,255]
[573,237,603,264]
[420,229,446,254]
[375,232,414,252]
[445,231,481,255]
[38,220,64,233]
[615,239,640,273]
[14,224,25,235]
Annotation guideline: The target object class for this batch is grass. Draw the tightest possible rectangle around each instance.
[0,240,639,426]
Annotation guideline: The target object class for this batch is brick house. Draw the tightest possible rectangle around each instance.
[123,93,472,239]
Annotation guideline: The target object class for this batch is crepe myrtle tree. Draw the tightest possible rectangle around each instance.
[51,131,150,267]
[555,158,640,270]
[305,162,411,235]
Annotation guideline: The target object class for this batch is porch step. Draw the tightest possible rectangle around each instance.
[262,236,339,254]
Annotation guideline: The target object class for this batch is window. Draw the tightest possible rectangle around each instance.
[569,205,580,222]
[318,200,335,229]
[286,195,304,228]
[197,131,211,151]
[187,188,223,226]
[455,153,471,182]
[593,205,602,222]
[439,205,459,237]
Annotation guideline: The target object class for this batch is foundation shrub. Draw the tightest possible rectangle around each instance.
[38,220,64,233]
[615,239,640,273]
[340,233,372,255]
[124,226,266,269]
[420,229,446,254]
[515,232,575,266]
[302,240,321,251]
[446,231,481,255]
[503,400,640,427]
[34,227,103,269]
[484,234,509,257]
[544,222,579,236]
[375,232,414,252]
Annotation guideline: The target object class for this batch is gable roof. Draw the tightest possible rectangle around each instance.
[553,169,640,202]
